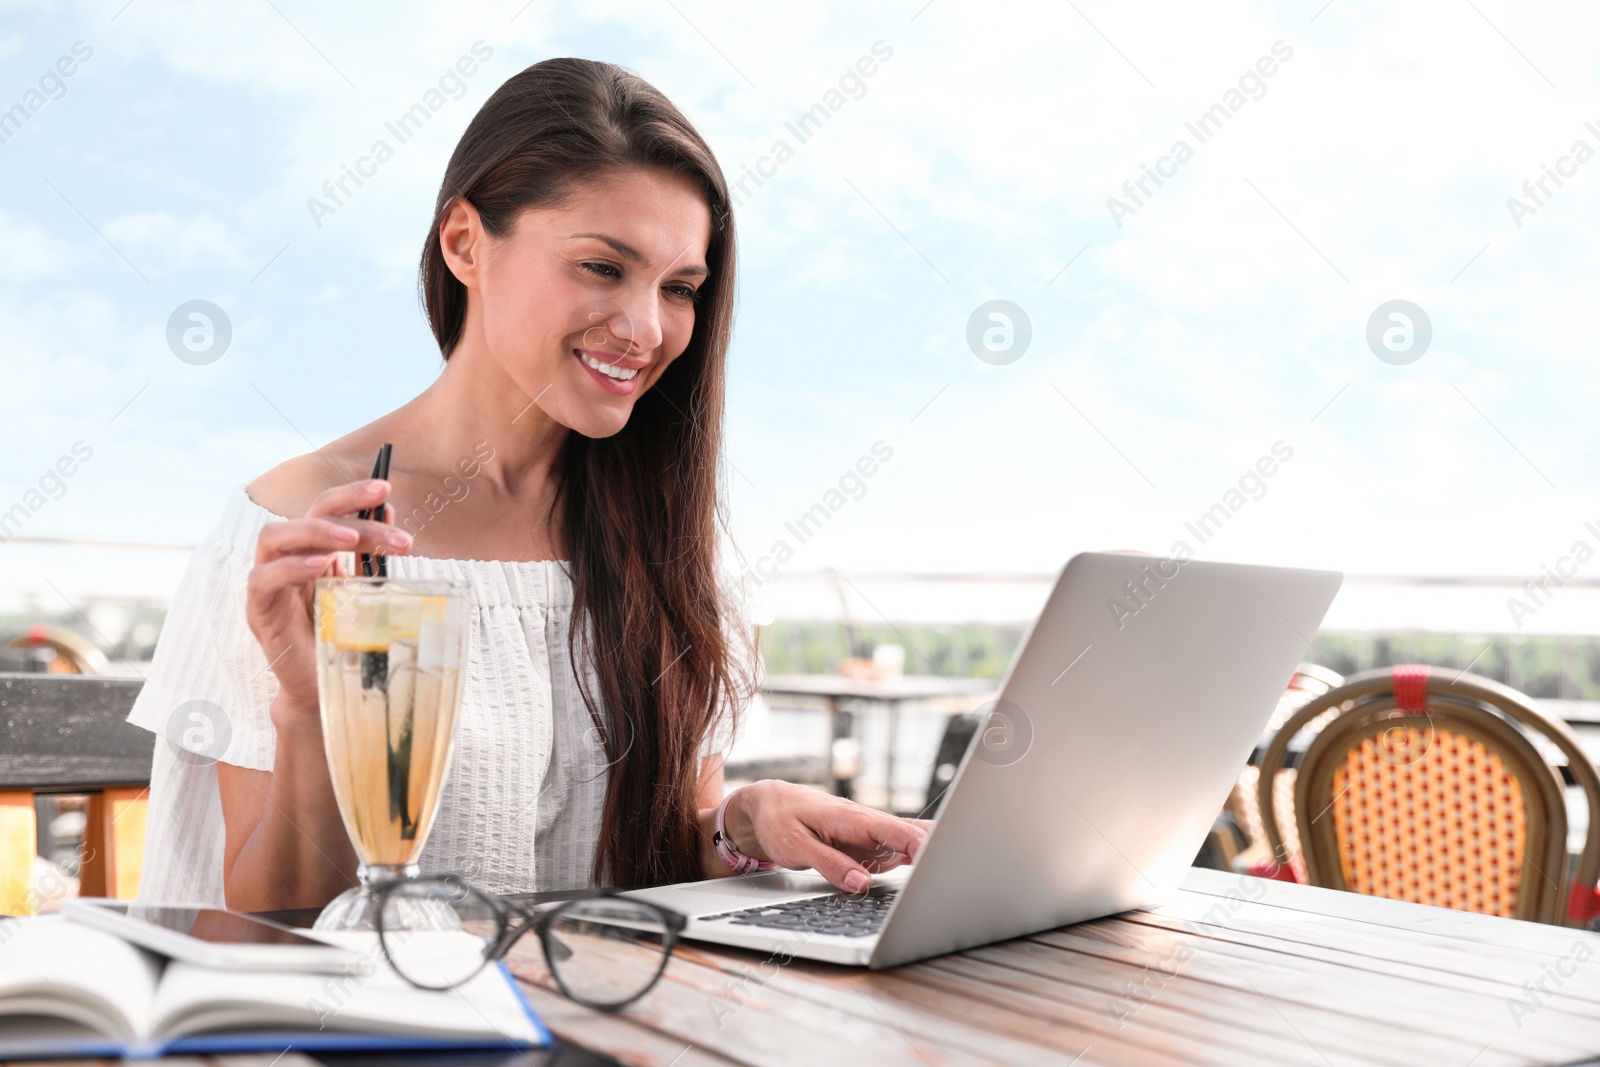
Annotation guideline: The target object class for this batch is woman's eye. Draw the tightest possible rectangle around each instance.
[582,262,699,304]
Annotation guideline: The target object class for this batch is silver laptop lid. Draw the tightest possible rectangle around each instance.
[869,551,1341,968]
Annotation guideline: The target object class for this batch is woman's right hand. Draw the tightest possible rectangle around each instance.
[246,479,413,717]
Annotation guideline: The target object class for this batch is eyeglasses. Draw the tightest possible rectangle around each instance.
[371,874,687,1011]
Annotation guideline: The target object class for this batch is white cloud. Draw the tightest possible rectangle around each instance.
[0,210,76,279]
[101,211,250,271]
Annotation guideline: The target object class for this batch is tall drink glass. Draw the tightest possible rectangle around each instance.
[311,576,469,931]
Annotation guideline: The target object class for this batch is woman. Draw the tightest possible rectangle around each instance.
[127,57,928,910]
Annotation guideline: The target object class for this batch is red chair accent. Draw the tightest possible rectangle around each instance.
[1247,859,1305,884]
[1392,664,1430,713]
[1567,881,1600,924]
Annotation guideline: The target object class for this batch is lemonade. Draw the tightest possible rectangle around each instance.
[315,579,467,869]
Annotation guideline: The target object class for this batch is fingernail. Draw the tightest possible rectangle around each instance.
[366,479,386,494]
[334,526,359,543]
[843,870,869,894]
[305,554,329,569]
[388,531,412,549]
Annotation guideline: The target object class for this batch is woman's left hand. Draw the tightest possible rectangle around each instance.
[718,779,934,894]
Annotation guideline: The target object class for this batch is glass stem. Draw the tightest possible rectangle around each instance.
[359,862,420,888]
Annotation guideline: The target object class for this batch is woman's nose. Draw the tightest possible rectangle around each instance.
[610,293,663,354]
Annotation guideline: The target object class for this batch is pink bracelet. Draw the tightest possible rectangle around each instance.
[713,786,777,875]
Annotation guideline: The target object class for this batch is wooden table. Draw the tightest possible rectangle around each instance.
[16,869,1600,1066]
[501,867,1600,1067]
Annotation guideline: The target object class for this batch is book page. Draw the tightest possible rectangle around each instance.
[152,931,541,1045]
[0,915,160,1045]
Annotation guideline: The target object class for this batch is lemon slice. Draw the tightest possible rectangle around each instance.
[386,594,423,641]
[318,588,338,643]
[332,591,391,652]
[420,595,447,624]
[319,586,438,651]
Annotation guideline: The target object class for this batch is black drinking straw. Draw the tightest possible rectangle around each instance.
[357,442,393,578]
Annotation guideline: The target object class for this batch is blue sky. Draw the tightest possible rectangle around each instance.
[3,0,1599,625]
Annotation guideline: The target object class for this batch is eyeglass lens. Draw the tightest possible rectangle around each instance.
[379,879,498,990]
[379,880,674,1009]
[545,897,674,1008]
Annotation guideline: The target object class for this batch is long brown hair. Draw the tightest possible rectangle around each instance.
[418,58,754,886]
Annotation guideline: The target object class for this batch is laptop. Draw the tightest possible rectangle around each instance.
[623,551,1342,969]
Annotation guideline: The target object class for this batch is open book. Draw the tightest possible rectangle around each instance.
[0,915,547,1059]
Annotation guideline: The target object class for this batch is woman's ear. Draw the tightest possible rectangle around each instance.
[438,198,486,288]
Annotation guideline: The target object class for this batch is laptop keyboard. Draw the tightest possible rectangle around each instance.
[698,886,900,938]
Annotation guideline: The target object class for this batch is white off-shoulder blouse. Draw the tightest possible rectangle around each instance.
[125,484,738,905]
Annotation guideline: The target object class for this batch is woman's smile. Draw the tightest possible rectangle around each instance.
[574,347,644,393]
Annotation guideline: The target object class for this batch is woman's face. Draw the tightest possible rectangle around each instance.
[454,165,713,439]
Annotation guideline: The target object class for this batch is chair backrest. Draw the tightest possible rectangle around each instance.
[1228,662,1344,880]
[3,624,110,674]
[923,711,982,816]
[0,673,150,915]
[1257,665,1600,926]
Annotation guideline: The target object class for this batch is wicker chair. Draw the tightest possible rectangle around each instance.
[1257,664,1600,926]
[1227,662,1344,881]
[4,624,108,674]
